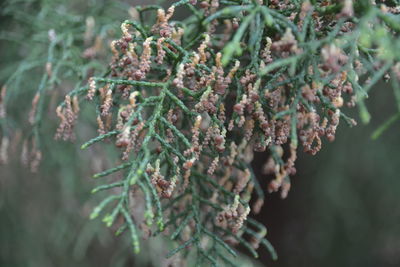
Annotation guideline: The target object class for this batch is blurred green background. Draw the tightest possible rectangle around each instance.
[1,1,400,267]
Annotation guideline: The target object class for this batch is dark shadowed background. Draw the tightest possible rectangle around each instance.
[256,82,400,267]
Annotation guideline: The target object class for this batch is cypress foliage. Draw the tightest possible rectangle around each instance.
[1,0,400,266]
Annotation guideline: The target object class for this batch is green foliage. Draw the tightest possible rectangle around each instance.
[1,0,400,266]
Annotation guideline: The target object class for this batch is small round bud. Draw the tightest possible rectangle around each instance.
[214,135,224,145]
[233,103,243,113]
